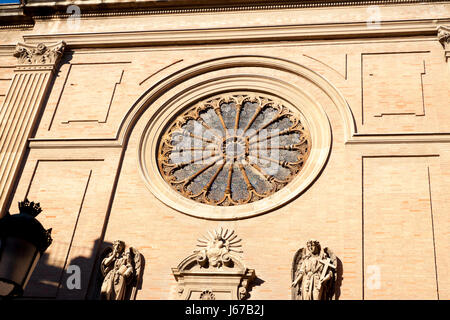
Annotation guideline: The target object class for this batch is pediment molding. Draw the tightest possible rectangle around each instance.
[173,253,249,276]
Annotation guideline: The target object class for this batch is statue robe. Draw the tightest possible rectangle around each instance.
[101,255,133,300]
[297,254,325,300]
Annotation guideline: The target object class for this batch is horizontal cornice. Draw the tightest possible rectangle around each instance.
[23,0,450,15]
[29,1,450,19]
[20,19,449,49]
[1,0,449,29]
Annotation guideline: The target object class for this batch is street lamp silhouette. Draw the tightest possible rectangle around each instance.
[0,199,52,298]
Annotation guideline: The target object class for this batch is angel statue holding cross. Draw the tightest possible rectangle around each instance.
[291,239,337,300]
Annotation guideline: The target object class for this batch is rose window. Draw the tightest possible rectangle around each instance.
[157,94,311,206]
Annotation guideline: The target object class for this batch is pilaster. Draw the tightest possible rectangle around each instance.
[0,41,65,214]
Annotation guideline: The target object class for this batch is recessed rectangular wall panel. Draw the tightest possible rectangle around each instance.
[360,51,444,134]
[362,52,428,118]
[363,156,438,300]
[52,63,126,126]
[22,160,95,298]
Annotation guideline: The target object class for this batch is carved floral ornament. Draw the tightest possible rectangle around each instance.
[158,93,311,206]
[13,41,66,66]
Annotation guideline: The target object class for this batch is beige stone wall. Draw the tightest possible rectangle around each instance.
[1,2,449,299]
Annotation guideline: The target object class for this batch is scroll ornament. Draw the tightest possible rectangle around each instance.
[438,26,450,46]
[438,26,450,61]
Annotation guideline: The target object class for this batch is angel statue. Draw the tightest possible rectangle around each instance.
[291,239,337,300]
[100,240,142,300]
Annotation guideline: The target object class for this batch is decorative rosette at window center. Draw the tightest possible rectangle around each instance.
[157,94,311,206]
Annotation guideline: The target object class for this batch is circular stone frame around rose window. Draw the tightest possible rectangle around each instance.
[139,76,331,220]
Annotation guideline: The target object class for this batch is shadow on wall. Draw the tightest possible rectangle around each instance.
[18,238,114,300]
[19,233,340,300]
[246,276,265,300]
[335,256,343,300]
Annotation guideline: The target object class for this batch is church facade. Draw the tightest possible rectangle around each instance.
[0,0,449,299]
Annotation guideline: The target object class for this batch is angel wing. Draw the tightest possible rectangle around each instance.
[291,247,306,300]
[131,247,142,278]
[128,247,143,300]
[322,247,337,300]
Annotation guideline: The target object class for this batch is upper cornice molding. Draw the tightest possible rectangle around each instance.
[1,0,449,29]
[0,2,32,27]
[20,19,450,49]
[7,0,450,21]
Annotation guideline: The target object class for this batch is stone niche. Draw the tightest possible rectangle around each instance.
[172,228,255,300]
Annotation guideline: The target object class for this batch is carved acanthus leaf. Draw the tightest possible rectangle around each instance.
[13,41,66,65]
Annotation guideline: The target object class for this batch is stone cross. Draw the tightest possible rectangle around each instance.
[319,257,336,281]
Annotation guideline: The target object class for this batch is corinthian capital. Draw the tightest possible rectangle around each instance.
[13,41,66,66]
[438,26,450,48]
